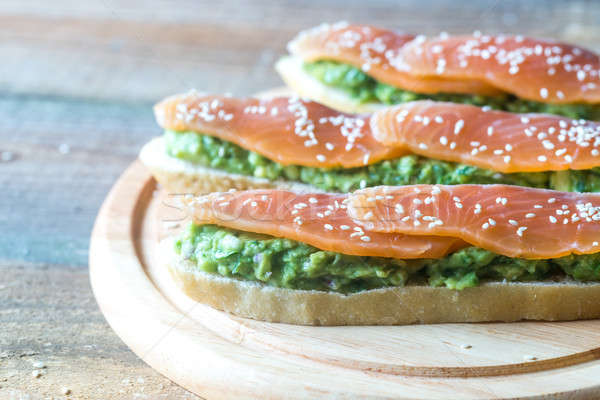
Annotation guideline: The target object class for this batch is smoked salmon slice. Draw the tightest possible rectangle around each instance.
[182,190,466,259]
[155,91,404,168]
[348,184,600,259]
[370,100,600,173]
[157,92,600,174]
[290,22,600,104]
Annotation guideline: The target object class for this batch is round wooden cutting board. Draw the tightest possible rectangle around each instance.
[90,161,600,399]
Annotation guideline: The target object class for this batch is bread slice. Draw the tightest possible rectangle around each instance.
[275,56,386,114]
[162,238,600,326]
[139,136,320,194]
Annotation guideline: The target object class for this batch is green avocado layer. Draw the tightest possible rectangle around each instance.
[176,224,600,293]
[303,60,600,121]
[164,130,600,192]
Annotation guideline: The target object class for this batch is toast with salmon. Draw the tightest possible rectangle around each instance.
[140,91,600,195]
[163,187,600,325]
[276,22,600,119]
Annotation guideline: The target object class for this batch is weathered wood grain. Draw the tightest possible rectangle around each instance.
[2,0,600,398]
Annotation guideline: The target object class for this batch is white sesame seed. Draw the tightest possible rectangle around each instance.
[308,197,318,203]
[517,226,527,236]
[526,213,536,218]
[250,201,257,207]
[540,88,549,99]
[548,198,556,203]
[413,198,422,205]
[360,236,371,242]
[439,136,448,145]
[363,211,374,219]
[549,216,557,223]
[509,219,518,226]
[488,218,496,226]
[316,154,326,162]
[504,155,511,163]
[324,224,333,230]
[454,119,464,135]
[419,143,428,150]
[340,225,350,230]
[537,155,547,162]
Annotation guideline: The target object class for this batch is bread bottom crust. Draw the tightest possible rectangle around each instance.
[162,240,600,326]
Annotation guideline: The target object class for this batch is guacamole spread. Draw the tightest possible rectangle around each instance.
[176,224,600,293]
[164,130,600,192]
[303,60,600,121]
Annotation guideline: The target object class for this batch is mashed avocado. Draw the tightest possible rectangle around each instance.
[176,224,600,293]
[303,60,600,121]
[164,130,600,192]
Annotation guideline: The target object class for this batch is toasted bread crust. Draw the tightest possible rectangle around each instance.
[163,239,600,325]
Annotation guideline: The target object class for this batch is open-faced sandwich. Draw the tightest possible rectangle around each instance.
[163,185,600,325]
[276,22,600,118]
[140,91,600,195]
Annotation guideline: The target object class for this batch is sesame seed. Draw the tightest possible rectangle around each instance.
[517,226,527,237]
[439,136,448,145]
[509,219,518,226]
[308,197,318,203]
[548,198,556,203]
[488,218,496,226]
[549,216,557,223]
[526,213,536,218]
[316,154,326,162]
[360,236,371,242]
[324,224,333,230]
[250,201,257,207]
[419,143,428,150]
[537,155,547,162]
[364,211,374,219]
[340,225,350,230]
[455,203,463,209]
[454,119,464,135]
[594,241,599,246]
[413,198,423,205]
[540,88,549,99]
[487,126,494,136]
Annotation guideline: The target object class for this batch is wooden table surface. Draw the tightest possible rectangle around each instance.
[1,1,599,399]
